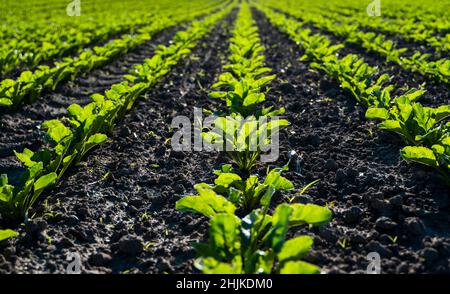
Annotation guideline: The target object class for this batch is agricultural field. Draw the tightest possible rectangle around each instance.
[0,0,449,278]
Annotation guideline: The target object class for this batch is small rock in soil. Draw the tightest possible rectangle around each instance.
[325,158,338,171]
[404,217,425,235]
[119,126,131,137]
[65,215,80,226]
[375,217,397,231]
[343,206,363,223]
[25,219,47,234]
[117,235,143,256]
[335,169,347,183]
[89,252,112,267]
[421,247,439,264]
[366,240,392,258]
[389,195,403,206]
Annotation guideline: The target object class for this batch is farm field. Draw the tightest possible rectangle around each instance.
[0,0,450,277]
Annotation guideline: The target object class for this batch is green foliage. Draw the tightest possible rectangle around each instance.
[202,113,289,173]
[194,202,331,274]
[0,1,229,109]
[312,54,390,107]
[257,2,450,183]
[366,93,450,146]
[209,2,276,116]
[177,164,294,211]
[173,2,333,276]
[0,229,18,242]
[260,0,450,85]
[401,136,450,184]
[0,4,235,222]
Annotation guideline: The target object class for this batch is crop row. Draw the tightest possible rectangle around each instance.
[325,0,450,34]
[320,5,450,54]
[0,2,235,239]
[0,0,230,109]
[1,1,156,77]
[175,1,332,274]
[302,0,450,53]
[258,0,450,85]
[254,2,450,186]
[0,0,225,78]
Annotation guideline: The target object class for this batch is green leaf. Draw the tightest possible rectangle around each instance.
[401,146,438,168]
[246,250,274,274]
[14,149,36,168]
[86,133,108,145]
[82,133,108,157]
[176,188,236,218]
[397,102,413,122]
[365,107,390,120]
[380,120,403,133]
[278,235,313,262]
[195,257,242,274]
[209,213,241,257]
[253,75,276,88]
[404,89,426,102]
[279,261,320,274]
[267,204,293,253]
[434,105,450,121]
[67,104,85,122]
[0,229,18,242]
[264,168,294,190]
[209,91,227,100]
[243,93,265,107]
[214,173,242,188]
[34,172,58,192]
[0,98,13,106]
[227,187,242,204]
[290,204,332,226]
[42,120,72,143]
[260,185,276,208]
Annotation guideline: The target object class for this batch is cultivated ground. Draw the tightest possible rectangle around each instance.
[1,1,449,274]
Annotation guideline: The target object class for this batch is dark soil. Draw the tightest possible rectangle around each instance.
[0,25,181,185]
[253,8,450,274]
[5,12,181,80]
[270,8,450,107]
[322,11,444,58]
[1,6,449,275]
[0,11,236,274]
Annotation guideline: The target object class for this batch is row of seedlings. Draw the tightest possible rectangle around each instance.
[0,3,237,240]
[270,1,450,84]
[0,0,224,77]
[175,1,332,274]
[255,4,450,185]
[0,0,232,109]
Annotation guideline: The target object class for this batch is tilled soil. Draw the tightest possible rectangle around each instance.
[253,9,450,274]
[1,7,449,275]
[0,25,180,185]
[0,11,236,274]
[270,8,450,107]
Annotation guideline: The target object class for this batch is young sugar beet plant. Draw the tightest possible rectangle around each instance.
[260,0,450,85]
[254,5,391,108]
[209,1,277,117]
[255,4,450,185]
[401,138,450,185]
[177,163,294,212]
[0,4,236,224]
[176,1,332,274]
[180,184,331,274]
[202,113,288,174]
[204,1,287,173]
[0,1,231,109]
[365,89,450,184]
